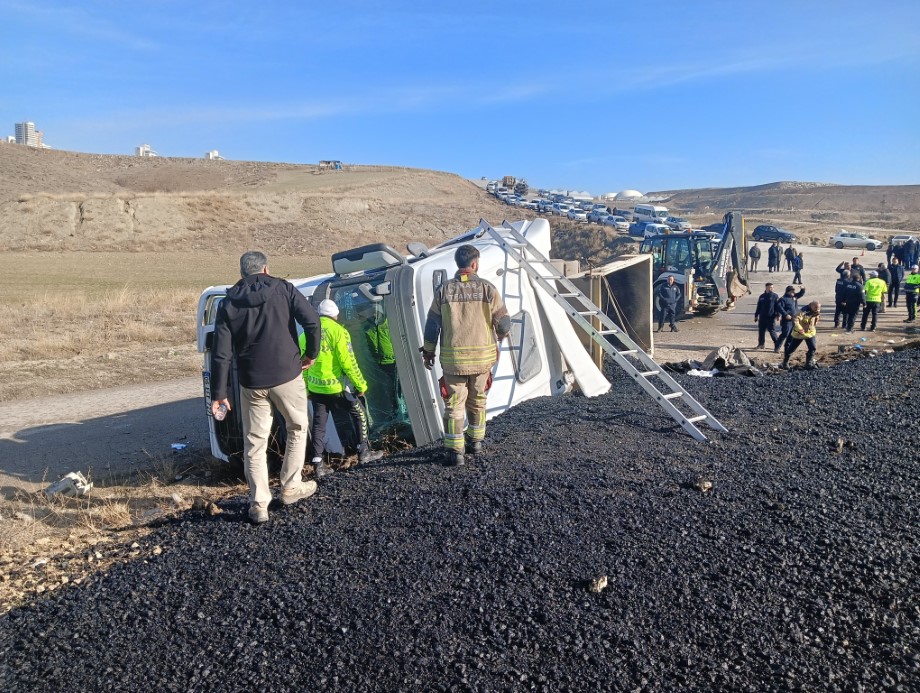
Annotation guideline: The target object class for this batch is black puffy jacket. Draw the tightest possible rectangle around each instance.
[211,274,321,399]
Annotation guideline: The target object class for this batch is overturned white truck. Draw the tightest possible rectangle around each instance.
[196,218,724,464]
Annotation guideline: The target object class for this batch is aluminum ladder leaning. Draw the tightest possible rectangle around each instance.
[480,218,728,442]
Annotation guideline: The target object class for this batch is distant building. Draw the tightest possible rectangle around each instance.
[204,150,223,160]
[135,144,158,157]
[319,160,343,170]
[3,136,13,144]
[14,121,48,148]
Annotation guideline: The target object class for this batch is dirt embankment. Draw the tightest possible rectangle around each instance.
[0,145,510,255]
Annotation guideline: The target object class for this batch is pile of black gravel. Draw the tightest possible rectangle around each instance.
[2,351,919,692]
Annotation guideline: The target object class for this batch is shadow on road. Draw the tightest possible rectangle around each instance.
[0,397,210,495]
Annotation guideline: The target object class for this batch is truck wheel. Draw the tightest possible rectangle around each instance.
[835,241,844,249]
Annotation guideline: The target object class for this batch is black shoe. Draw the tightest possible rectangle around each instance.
[444,451,465,467]
[358,448,385,465]
[312,458,334,479]
[756,344,765,349]
[655,326,663,333]
[670,326,679,332]
[465,440,482,455]
[869,328,876,332]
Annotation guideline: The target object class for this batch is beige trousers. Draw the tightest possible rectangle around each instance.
[240,374,309,505]
[442,371,490,453]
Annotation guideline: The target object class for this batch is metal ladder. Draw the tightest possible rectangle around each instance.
[481,219,728,442]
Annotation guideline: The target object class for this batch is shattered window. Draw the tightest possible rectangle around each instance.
[508,311,541,383]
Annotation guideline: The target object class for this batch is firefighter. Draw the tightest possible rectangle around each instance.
[421,244,511,466]
[904,265,920,323]
[861,270,887,331]
[304,299,384,479]
[782,301,821,370]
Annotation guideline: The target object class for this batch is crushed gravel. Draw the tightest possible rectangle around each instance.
[2,351,918,692]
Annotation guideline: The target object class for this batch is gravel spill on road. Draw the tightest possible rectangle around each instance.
[2,352,919,692]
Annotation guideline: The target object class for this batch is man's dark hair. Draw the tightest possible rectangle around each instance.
[455,244,480,269]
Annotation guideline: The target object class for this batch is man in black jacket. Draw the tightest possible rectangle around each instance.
[833,271,849,328]
[842,274,865,333]
[774,284,806,353]
[656,275,681,332]
[888,257,904,307]
[768,241,781,272]
[210,251,323,524]
[753,282,780,349]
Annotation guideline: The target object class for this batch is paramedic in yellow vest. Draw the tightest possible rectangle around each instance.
[363,307,400,421]
[860,270,887,332]
[421,244,511,466]
[781,301,821,370]
[303,299,384,480]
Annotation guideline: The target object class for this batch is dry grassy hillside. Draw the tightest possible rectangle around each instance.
[656,181,920,236]
[0,144,507,255]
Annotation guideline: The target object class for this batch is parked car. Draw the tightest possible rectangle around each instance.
[889,234,917,247]
[830,230,883,250]
[553,203,572,216]
[665,216,691,232]
[642,223,672,239]
[752,225,796,242]
[567,207,589,222]
[587,209,608,223]
[603,215,630,231]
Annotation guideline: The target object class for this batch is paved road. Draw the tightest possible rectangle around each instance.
[0,378,209,495]
[652,244,911,363]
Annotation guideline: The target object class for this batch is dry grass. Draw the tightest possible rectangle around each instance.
[0,251,330,400]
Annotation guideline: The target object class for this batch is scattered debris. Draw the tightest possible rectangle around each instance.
[588,576,608,593]
[44,471,93,498]
[170,443,188,451]
[192,497,209,511]
[170,493,184,507]
[694,479,713,493]
[206,502,223,516]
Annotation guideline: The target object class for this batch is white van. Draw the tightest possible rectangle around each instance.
[633,204,669,224]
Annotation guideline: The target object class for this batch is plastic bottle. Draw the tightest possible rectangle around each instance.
[213,403,228,421]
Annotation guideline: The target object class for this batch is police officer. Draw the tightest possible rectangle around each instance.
[305,299,384,479]
[904,265,920,323]
[656,275,681,332]
[753,282,780,349]
[774,284,806,353]
[861,270,887,332]
[833,270,849,328]
[842,274,865,334]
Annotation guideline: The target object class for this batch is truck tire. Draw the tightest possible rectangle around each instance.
[835,241,844,249]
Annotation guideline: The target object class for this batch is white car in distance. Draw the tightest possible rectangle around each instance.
[830,230,884,250]
[567,207,588,222]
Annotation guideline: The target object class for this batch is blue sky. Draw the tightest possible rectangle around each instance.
[1,1,918,194]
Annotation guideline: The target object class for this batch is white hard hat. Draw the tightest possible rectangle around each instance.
[318,299,339,318]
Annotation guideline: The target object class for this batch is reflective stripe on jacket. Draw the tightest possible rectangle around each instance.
[303,316,368,394]
[791,311,819,339]
[423,271,511,376]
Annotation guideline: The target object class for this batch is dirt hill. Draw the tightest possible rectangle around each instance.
[654,181,920,237]
[0,144,510,255]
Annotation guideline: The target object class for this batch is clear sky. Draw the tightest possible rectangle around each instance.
[1,1,918,194]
